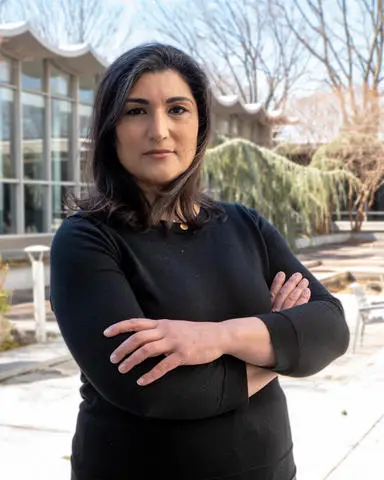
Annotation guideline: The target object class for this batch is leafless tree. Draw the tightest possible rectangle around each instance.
[283,91,344,144]
[141,0,308,108]
[274,0,384,133]
[0,0,24,21]
[20,0,134,60]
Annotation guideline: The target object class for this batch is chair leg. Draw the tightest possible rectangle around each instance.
[353,313,361,353]
[360,322,366,348]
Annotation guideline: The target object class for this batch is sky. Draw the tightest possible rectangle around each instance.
[1,0,381,122]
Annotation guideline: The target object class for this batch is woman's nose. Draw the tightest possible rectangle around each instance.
[148,111,169,141]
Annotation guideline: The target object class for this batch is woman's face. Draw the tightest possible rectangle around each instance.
[115,69,199,198]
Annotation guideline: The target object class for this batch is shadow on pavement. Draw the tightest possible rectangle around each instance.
[2,360,79,386]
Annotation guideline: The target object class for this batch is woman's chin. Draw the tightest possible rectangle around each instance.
[140,172,183,189]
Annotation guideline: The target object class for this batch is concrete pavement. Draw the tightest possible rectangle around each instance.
[1,238,384,479]
[1,291,383,479]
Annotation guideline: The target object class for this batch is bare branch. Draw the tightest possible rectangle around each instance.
[22,0,133,60]
[276,0,384,132]
[143,0,306,109]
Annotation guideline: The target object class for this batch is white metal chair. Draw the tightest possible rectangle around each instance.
[349,282,384,353]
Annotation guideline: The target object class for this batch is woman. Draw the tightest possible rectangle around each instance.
[50,44,349,480]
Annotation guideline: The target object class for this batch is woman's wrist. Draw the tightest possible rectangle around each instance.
[218,317,276,367]
[246,363,278,397]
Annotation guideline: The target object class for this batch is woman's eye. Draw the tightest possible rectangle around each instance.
[126,108,146,116]
[170,105,188,115]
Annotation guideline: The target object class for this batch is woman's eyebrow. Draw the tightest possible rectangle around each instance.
[126,98,149,104]
[125,96,194,105]
[166,96,194,104]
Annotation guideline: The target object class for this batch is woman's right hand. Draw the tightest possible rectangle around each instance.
[246,271,311,397]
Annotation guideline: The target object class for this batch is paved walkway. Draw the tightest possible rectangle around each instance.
[1,239,384,479]
[298,238,384,278]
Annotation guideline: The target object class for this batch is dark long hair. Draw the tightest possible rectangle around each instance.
[74,43,222,230]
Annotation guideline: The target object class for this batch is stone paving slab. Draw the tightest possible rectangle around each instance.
[282,347,384,480]
[0,337,71,382]
[0,425,72,480]
[326,413,384,479]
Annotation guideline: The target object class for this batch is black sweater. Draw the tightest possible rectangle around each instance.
[50,202,349,480]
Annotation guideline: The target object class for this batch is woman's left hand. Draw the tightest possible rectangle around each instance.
[270,271,311,312]
[104,319,227,386]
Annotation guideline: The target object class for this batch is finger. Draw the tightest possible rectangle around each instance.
[104,318,158,337]
[137,354,181,386]
[281,278,309,310]
[272,272,303,311]
[110,329,163,364]
[118,340,170,374]
[270,272,286,302]
[295,288,311,306]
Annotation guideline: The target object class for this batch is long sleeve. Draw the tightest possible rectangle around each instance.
[246,209,350,377]
[50,215,248,420]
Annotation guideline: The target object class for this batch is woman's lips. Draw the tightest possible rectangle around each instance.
[143,150,175,159]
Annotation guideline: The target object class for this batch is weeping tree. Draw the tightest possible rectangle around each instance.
[312,133,384,231]
[204,138,357,247]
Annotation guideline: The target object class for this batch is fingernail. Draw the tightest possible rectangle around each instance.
[137,377,145,386]
[104,327,112,336]
[110,353,117,363]
[293,272,302,279]
[119,364,127,373]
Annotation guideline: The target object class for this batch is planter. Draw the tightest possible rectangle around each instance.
[295,232,384,250]
[0,314,12,349]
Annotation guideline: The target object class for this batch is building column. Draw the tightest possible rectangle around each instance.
[44,60,52,233]
[71,75,80,198]
[14,60,24,234]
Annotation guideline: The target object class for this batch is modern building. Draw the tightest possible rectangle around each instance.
[0,22,105,255]
[0,22,294,256]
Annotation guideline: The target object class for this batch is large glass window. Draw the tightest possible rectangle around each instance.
[24,184,47,233]
[52,99,72,181]
[0,56,12,84]
[0,183,17,234]
[80,146,91,183]
[79,103,92,138]
[0,88,15,178]
[52,184,73,232]
[50,65,70,97]
[23,93,45,180]
[79,75,95,104]
[79,103,92,182]
[22,60,44,91]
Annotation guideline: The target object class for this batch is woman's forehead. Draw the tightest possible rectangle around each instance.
[128,70,194,101]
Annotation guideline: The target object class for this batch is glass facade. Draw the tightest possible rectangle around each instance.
[0,88,15,178]
[0,52,98,237]
[23,92,45,180]
[0,183,17,234]
[22,60,44,91]
[52,184,73,232]
[24,184,48,233]
[79,75,95,104]
[79,103,92,182]
[79,103,92,138]
[51,99,72,182]
[0,56,13,84]
[51,65,70,97]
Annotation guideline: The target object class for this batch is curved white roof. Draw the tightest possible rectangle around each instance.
[0,21,107,75]
[213,94,297,125]
[0,22,297,125]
